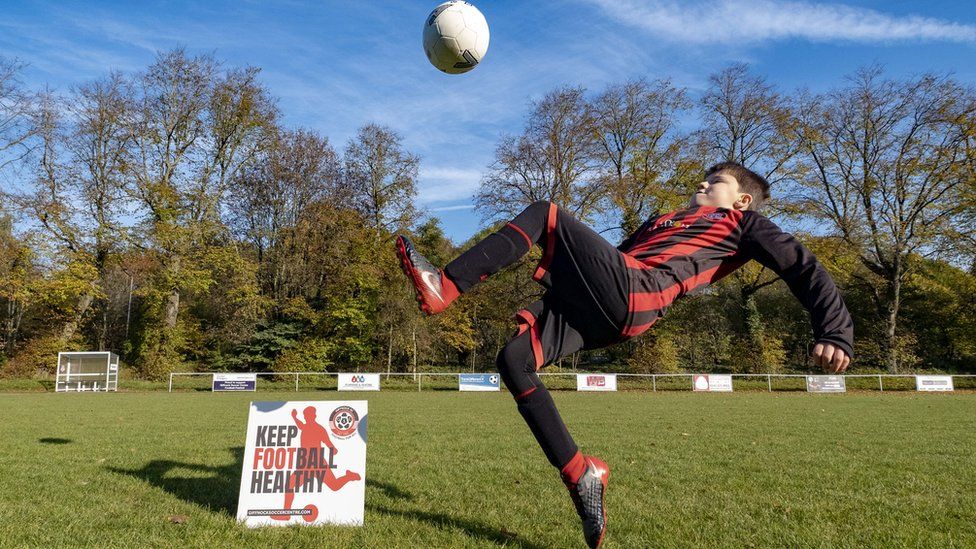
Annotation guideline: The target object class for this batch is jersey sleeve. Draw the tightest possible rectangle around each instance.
[616,215,659,252]
[740,213,855,358]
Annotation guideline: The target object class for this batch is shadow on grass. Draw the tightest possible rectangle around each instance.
[38,437,73,444]
[367,478,414,501]
[107,446,244,516]
[367,503,546,549]
[108,452,539,547]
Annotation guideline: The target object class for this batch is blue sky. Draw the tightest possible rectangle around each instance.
[1,0,974,242]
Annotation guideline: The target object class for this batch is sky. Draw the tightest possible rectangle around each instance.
[0,0,974,243]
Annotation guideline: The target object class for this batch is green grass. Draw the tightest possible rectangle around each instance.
[1,392,974,548]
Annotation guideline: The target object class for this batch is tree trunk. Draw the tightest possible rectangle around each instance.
[98,305,108,351]
[59,292,94,345]
[4,299,22,355]
[387,325,393,374]
[885,276,902,373]
[163,255,182,331]
[163,290,180,329]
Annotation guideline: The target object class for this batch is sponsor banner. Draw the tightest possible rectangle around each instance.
[214,373,257,392]
[459,373,500,391]
[693,374,733,392]
[576,374,617,392]
[337,373,380,391]
[916,375,954,392]
[237,401,367,527]
[806,375,847,393]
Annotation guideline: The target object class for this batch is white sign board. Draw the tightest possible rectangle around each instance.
[693,374,733,392]
[237,401,367,527]
[337,374,380,391]
[806,375,847,393]
[577,374,617,391]
[916,375,953,392]
[213,373,257,392]
[459,373,500,391]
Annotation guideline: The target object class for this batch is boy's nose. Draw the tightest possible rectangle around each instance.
[698,181,709,191]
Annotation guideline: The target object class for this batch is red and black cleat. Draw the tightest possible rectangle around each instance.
[566,455,610,548]
[395,235,457,315]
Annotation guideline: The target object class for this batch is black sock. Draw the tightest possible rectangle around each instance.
[443,201,549,292]
[516,385,579,469]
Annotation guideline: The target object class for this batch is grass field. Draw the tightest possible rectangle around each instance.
[1,391,974,548]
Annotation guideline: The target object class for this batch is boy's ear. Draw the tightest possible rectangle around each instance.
[733,193,753,210]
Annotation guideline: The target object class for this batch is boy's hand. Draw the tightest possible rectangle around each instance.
[812,342,850,373]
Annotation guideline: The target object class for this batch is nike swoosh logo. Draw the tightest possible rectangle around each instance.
[420,271,443,302]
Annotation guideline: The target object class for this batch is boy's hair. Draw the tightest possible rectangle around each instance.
[705,162,770,211]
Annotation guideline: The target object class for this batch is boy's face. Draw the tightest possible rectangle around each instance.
[689,171,753,210]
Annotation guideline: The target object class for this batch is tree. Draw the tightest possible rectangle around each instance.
[592,79,693,234]
[9,87,121,351]
[343,123,419,236]
[230,128,344,301]
[0,56,36,173]
[791,67,974,372]
[699,63,798,186]
[125,49,277,376]
[0,212,33,360]
[477,87,602,222]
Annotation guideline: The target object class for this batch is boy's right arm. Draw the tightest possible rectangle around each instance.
[740,213,854,371]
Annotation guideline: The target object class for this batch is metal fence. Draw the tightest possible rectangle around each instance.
[167,371,976,393]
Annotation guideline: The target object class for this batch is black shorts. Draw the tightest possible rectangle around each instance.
[513,203,631,369]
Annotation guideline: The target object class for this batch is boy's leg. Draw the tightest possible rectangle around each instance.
[396,200,552,314]
[443,200,552,292]
[498,299,610,549]
[497,300,584,470]
[398,199,631,326]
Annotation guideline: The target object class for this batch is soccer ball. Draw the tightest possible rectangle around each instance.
[334,411,355,431]
[422,1,490,74]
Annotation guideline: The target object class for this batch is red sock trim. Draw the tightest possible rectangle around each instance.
[439,271,461,302]
[560,451,586,484]
[505,222,533,248]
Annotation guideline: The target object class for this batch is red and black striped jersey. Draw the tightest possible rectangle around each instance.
[616,206,854,357]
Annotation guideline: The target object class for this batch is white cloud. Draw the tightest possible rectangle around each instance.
[417,166,484,204]
[430,204,475,212]
[584,0,976,45]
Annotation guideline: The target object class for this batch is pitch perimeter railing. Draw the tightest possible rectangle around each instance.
[167,371,976,393]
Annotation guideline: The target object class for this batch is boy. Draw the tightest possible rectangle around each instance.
[395,162,853,548]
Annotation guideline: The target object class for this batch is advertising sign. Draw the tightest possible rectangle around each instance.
[576,374,617,392]
[806,375,847,393]
[337,374,380,391]
[916,375,953,392]
[692,374,733,392]
[458,373,500,391]
[213,373,257,392]
[237,401,367,527]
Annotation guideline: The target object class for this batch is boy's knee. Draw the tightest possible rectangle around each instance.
[496,340,536,396]
[524,200,553,219]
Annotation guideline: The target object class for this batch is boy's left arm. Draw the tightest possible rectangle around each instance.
[740,213,854,373]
